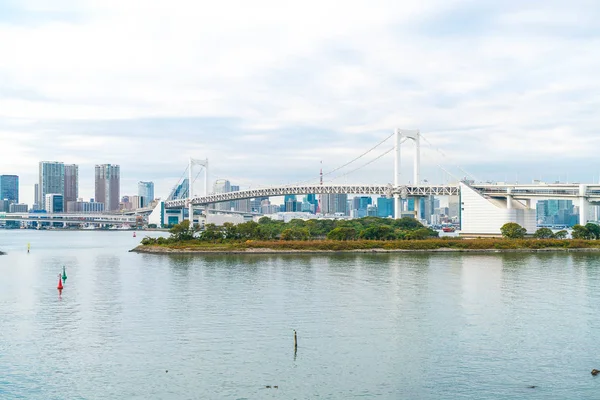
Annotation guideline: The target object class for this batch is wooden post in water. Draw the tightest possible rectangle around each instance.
[294,330,298,352]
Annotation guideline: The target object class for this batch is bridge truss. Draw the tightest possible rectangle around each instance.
[165,184,460,208]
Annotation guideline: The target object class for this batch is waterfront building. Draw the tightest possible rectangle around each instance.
[67,200,104,213]
[9,203,28,213]
[95,164,120,211]
[138,181,154,207]
[39,162,64,207]
[64,164,79,208]
[45,193,64,213]
[0,175,19,203]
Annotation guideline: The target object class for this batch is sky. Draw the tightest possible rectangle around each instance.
[1,0,600,205]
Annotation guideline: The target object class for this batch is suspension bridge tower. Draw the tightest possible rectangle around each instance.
[188,158,209,223]
[394,129,421,219]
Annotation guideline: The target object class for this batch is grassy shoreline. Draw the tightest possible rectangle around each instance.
[131,238,600,254]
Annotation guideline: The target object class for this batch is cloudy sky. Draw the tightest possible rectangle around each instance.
[1,0,600,205]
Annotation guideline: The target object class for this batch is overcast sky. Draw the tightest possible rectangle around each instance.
[1,0,600,205]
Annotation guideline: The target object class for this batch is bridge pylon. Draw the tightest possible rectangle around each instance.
[188,157,208,223]
[394,129,421,219]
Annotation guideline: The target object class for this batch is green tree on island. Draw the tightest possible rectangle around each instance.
[533,227,554,239]
[326,227,358,241]
[585,223,600,240]
[500,222,527,239]
[571,224,590,239]
[553,230,568,239]
[169,219,200,241]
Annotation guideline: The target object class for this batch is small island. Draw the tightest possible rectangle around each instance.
[131,217,600,254]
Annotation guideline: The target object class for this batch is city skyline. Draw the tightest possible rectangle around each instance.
[2,1,600,204]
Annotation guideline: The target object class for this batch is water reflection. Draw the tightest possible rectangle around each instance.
[4,231,600,399]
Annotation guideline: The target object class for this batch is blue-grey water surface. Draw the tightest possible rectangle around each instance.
[1,230,600,399]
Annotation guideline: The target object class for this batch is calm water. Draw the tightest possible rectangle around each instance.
[1,231,600,399]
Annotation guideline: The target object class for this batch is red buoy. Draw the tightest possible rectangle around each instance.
[57,275,64,290]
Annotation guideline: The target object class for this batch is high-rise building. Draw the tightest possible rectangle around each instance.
[423,195,435,223]
[138,181,154,207]
[377,196,395,218]
[45,193,64,213]
[0,175,18,203]
[251,197,268,213]
[213,179,231,211]
[34,183,39,208]
[64,164,79,208]
[334,193,348,215]
[95,164,120,211]
[351,196,372,218]
[366,204,378,217]
[305,194,318,211]
[448,196,460,219]
[39,161,64,206]
[284,194,300,212]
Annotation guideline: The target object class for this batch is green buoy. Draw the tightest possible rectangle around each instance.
[62,266,67,283]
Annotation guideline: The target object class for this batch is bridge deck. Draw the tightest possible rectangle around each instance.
[164,182,600,209]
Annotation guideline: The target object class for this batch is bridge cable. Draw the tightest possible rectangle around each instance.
[167,165,190,200]
[419,133,480,182]
[327,146,395,183]
[284,132,396,187]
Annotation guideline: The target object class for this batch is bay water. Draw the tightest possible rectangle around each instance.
[1,230,600,399]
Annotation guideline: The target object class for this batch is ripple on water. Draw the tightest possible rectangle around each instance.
[1,232,600,399]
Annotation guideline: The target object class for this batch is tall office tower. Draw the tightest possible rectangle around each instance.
[305,194,318,212]
[138,181,155,207]
[423,195,435,223]
[448,196,460,219]
[213,179,231,211]
[34,183,39,207]
[334,193,348,215]
[250,197,268,213]
[284,194,299,212]
[64,164,79,208]
[321,193,334,214]
[39,161,65,208]
[0,175,19,203]
[377,196,395,218]
[95,164,120,211]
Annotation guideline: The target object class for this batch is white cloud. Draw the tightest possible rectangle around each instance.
[1,0,600,204]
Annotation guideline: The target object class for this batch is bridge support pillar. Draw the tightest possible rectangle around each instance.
[506,188,513,209]
[394,194,401,219]
[414,197,421,220]
[579,184,588,225]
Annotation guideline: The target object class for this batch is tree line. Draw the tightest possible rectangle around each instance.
[500,222,600,239]
[143,216,440,244]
